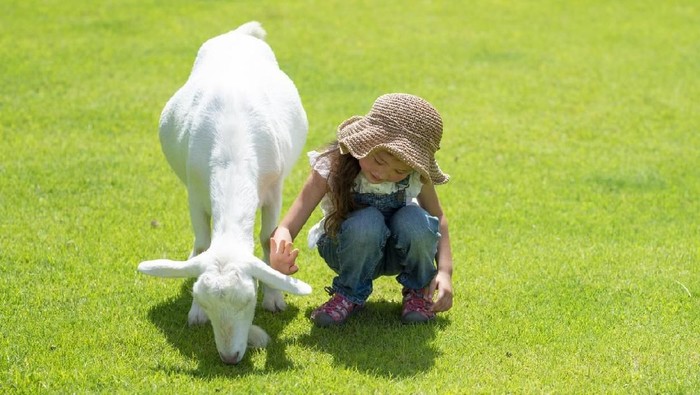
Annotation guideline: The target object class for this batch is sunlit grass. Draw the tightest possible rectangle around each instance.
[1,0,698,393]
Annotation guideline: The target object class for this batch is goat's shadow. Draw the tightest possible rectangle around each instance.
[148,281,448,378]
[147,280,303,378]
[296,299,448,378]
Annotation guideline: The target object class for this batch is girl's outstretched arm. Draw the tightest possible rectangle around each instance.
[270,170,328,274]
[418,182,454,313]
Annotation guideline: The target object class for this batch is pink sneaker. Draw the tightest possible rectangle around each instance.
[401,288,436,324]
[311,289,362,327]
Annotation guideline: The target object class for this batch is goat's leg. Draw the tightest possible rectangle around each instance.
[188,300,209,326]
[187,198,210,325]
[260,185,286,312]
[247,325,271,348]
[187,194,211,259]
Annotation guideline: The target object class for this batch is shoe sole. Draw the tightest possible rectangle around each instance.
[401,311,435,324]
[312,312,341,327]
[311,306,363,327]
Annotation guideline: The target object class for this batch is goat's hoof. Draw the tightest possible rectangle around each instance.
[262,292,287,312]
[187,302,209,325]
[248,325,270,348]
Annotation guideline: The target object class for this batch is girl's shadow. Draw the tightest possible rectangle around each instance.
[147,281,448,378]
[296,299,447,378]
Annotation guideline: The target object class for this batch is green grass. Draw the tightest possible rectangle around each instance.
[2,0,699,393]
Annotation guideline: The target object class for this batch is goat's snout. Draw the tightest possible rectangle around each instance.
[219,352,241,365]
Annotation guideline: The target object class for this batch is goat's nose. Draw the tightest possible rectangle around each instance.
[219,352,240,365]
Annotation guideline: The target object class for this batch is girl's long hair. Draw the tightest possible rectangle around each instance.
[320,141,362,237]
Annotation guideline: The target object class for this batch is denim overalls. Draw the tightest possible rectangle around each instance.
[317,177,440,305]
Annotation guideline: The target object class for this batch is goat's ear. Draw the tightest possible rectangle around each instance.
[138,257,205,278]
[248,259,312,295]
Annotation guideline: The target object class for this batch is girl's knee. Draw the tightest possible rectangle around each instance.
[391,205,438,231]
[390,205,440,245]
[340,207,389,246]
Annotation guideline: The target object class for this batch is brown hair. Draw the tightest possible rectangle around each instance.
[319,142,362,237]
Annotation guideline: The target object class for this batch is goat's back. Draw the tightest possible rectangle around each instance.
[158,22,308,192]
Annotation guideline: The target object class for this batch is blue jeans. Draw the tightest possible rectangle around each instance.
[317,205,440,305]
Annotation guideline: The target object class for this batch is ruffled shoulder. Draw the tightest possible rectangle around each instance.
[307,150,332,179]
[405,171,424,200]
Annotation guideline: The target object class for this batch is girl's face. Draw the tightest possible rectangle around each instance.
[358,150,413,184]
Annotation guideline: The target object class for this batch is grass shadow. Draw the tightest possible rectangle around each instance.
[147,280,303,378]
[147,282,448,378]
[297,299,449,378]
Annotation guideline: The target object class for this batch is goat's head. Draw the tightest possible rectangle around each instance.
[137,251,312,364]
[192,262,257,364]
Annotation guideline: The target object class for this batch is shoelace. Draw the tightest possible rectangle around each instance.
[404,290,432,312]
[318,289,354,318]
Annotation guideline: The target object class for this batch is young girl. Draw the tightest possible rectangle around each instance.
[270,93,453,326]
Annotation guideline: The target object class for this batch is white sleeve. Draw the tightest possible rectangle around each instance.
[405,172,424,206]
[307,150,331,179]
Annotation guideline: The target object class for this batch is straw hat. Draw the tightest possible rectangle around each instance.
[337,93,449,185]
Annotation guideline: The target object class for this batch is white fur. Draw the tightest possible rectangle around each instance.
[138,21,310,365]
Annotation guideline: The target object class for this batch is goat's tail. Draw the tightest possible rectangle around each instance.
[235,21,267,41]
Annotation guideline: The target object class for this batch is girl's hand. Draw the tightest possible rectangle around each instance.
[270,238,299,275]
[429,271,453,312]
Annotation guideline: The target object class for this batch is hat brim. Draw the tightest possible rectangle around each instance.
[338,116,449,185]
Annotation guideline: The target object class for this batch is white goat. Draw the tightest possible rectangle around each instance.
[137,21,311,365]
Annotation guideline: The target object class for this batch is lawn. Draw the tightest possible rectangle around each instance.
[1,0,699,393]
